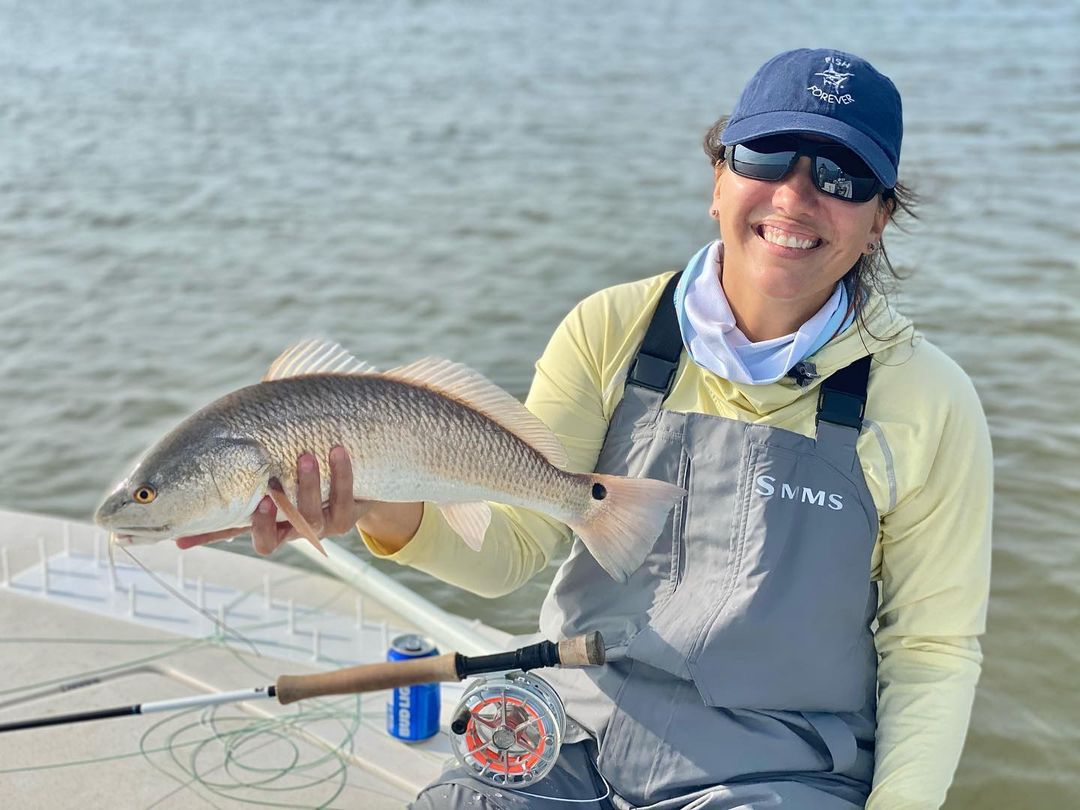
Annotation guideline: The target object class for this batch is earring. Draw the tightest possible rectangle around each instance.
[710,209,719,219]
[866,241,879,253]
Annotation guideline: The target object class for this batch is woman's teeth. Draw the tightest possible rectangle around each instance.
[760,225,821,249]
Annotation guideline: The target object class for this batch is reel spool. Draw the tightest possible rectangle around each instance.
[449,670,566,787]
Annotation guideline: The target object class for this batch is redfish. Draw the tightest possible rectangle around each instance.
[95,340,684,582]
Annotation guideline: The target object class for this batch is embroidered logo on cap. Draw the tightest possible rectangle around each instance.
[807,55,854,105]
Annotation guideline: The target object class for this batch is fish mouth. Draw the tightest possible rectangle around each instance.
[109,525,172,542]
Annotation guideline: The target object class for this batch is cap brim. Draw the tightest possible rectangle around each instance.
[721,111,897,188]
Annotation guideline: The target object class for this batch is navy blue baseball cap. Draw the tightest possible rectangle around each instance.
[721,49,903,188]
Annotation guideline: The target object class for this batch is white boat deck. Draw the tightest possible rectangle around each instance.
[0,509,510,809]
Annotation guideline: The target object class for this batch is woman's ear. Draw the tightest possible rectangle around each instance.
[711,161,725,215]
[870,197,891,239]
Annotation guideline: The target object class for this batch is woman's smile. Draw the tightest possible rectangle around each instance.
[756,221,825,252]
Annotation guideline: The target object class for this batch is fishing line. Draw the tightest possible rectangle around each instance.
[114,539,262,658]
[0,556,382,809]
[0,663,168,712]
[140,697,363,809]
[0,637,209,700]
[504,772,613,804]
[0,675,369,809]
[0,565,358,707]
[4,544,608,806]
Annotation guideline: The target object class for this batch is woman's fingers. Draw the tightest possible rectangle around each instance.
[296,454,325,535]
[175,526,249,550]
[251,496,284,555]
[244,451,361,556]
[325,446,356,534]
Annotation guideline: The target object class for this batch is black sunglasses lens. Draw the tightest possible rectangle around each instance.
[815,144,875,178]
[730,140,796,181]
[813,156,879,202]
[813,144,879,201]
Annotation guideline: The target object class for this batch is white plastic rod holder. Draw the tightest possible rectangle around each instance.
[38,537,49,594]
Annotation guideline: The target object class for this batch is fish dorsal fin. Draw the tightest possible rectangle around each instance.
[384,357,570,469]
[264,339,378,381]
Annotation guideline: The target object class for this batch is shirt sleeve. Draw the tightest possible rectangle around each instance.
[359,296,612,598]
[867,358,993,809]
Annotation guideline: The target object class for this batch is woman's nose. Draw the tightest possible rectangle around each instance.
[772,156,819,210]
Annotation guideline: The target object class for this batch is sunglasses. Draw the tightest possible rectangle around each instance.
[726,135,884,203]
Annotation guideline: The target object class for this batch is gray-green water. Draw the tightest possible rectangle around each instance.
[1,1,1076,806]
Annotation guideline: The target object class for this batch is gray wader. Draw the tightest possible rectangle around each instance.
[413,275,879,809]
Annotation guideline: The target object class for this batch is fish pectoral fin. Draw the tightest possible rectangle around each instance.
[264,339,378,381]
[437,502,492,551]
[267,486,328,557]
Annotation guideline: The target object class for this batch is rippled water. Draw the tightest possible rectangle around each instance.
[1,1,1077,806]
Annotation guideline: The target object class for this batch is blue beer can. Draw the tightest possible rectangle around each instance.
[386,633,440,742]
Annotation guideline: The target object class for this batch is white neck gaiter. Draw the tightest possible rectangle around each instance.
[673,241,853,385]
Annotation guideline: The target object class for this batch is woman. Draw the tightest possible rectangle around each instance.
[184,49,992,809]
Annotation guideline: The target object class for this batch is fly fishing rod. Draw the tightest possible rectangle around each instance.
[0,632,605,734]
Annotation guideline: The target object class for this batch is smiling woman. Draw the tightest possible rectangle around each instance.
[207,49,992,810]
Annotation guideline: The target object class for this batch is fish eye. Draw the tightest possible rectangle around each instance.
[133,486,157,504]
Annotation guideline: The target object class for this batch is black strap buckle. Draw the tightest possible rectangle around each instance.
[816,389,866,429]
[627,352,678,393]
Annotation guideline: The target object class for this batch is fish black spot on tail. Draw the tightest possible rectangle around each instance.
[591,483,607,501]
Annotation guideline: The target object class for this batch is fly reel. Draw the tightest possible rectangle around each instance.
[449,670,566,787]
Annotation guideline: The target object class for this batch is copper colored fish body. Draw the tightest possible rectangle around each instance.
[95,341,685,581]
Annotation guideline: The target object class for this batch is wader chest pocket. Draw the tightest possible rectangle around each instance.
[686,442,878,711]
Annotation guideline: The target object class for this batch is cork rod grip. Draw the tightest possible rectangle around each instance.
[275,652,460,705]
[557,631,606,667]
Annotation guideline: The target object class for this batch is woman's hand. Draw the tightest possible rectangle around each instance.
[175,447,422,555]
[247,445,370,555]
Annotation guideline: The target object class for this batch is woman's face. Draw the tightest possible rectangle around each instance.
[712,149,890,318]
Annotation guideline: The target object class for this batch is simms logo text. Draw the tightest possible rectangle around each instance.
[754,475,843,510]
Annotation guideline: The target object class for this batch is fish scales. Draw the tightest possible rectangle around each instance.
[201,375,584,517]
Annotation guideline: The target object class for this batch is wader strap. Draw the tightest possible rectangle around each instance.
[802,712,858,774]
[814,355,872,470]
[626,272,684,396]
[816,355,871,430]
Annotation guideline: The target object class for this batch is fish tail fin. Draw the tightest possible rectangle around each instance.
[566,474,685,583]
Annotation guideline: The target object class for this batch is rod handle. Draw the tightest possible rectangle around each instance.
[558,631,605,667]
[275,653,459,705]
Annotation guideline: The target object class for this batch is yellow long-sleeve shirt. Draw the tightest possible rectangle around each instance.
[363,272,993,809]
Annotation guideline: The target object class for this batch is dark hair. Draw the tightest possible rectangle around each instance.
[702,117,919,320]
